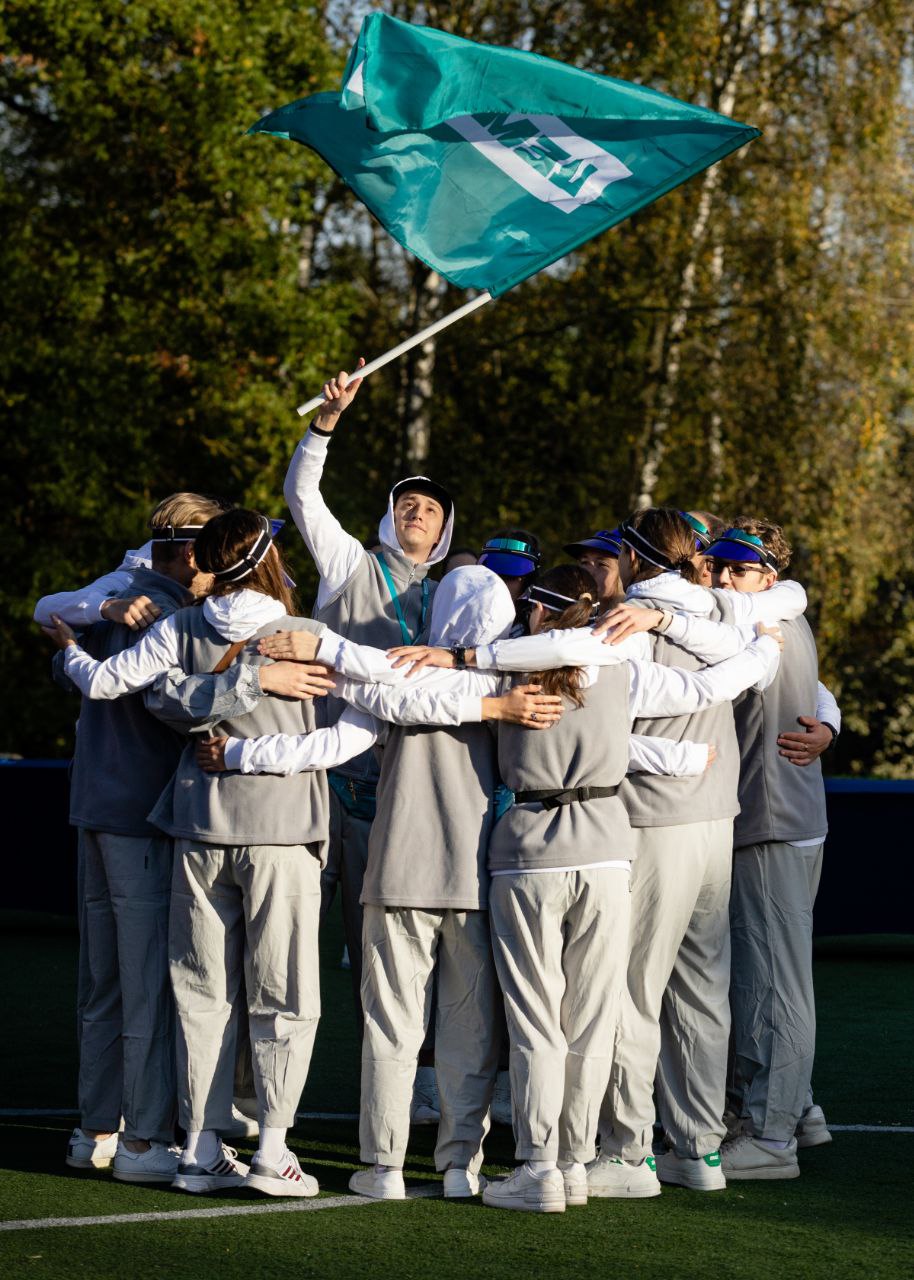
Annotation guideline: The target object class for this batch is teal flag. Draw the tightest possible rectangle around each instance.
[250,14,759,297]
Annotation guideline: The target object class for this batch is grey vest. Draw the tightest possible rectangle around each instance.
[58,569,192,837]
[315,548,436,782]
[488,665,634,872]
[361,723,498,910]
[732,614,828,848]
[618,592,741,828]
[147,608,328,852]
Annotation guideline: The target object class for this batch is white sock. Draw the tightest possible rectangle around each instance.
[375,1163,402,1174]
[258,1126,287,1165]
[184,1129,219,1166]
[758,1137,791,1150]
[558,1160,586,1177]
[525,1159,557,1176]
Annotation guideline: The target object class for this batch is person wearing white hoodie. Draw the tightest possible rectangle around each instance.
[278,366,453,1130]
[42,509,367,1201]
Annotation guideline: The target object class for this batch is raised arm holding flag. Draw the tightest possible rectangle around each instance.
[249,12,760,414]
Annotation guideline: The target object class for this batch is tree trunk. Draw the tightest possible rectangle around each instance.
[634,0,756,508]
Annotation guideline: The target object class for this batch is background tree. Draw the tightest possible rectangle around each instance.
[3,0,913,774]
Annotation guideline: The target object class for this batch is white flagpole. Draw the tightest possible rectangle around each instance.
[296,291,494,417]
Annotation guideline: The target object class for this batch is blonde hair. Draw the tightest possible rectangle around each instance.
[149,492,231,531]
[149,492,232,569]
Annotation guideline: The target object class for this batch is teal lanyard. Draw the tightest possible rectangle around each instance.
[373,551,429,645]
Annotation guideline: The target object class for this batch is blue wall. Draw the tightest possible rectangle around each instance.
[2,761,911,933]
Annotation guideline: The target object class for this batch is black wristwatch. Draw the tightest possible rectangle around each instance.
[450,646,467,670]
[822,722,839,746]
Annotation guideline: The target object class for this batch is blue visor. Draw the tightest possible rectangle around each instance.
[479,549,538,578]
[706,529,777,570]
[679,512,712,550]
[563,528,622,559]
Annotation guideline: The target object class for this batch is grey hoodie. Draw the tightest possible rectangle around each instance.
[314,473,455,783]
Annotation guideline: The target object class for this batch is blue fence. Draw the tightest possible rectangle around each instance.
[2,760,912,933]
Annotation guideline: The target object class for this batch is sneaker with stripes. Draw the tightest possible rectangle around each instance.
[245,1149,319,1198]
[172,1145,250,1194]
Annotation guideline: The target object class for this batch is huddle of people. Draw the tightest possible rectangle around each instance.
[36,365,839,1213]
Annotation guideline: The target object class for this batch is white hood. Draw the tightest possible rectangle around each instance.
[203,590,286,640]
[428,565,514,647]
[378,476,454,568]
[627,572,714,617]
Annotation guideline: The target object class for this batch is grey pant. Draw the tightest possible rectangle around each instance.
[729,840,823,1140]
[603,819,733,1160]
[490,869,631,1164]
[169,839,321,1131]
[359,906,498,1170]
[76,829,176,1142]
[326,788,373,1032]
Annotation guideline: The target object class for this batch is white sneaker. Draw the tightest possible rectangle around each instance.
[721,1134,800,1180]
[349,1166,406,1201]
[482,1165,565,1214]
[65,1128,119,1170]
[223,1105,259,1141]
[796,1104,832,1149]
[112,1140,181,1184]
[559,1162,588,1206]
[410,1066,440,1125]
[443,1168,487,1198]
[490,1071,513,1126]
[172,1145,250,1193]
[246,1148,319,1198]
[586,1154,661,1199]
[655,1149,727,1191]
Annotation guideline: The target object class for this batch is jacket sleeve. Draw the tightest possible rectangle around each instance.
[629,636,781,719]
[222,705,379,775]
[143,664,266,736]
[284,431,366,602]
[712,579,807,625]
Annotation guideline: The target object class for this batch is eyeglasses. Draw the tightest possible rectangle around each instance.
[708,559,769,578]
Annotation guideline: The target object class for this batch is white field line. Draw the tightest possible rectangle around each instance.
[0,1184,442,1234]
[0,1121,912,1234]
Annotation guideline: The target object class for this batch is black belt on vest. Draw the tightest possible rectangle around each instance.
[513,785,619,811]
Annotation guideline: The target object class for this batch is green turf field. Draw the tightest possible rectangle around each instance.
[2,909,912,1280]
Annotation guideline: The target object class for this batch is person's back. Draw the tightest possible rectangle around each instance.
[149,605,327,849]
[732,613,827,848]
[490,664,633,873]
[61,567,192,837]
[351,565,511,1204]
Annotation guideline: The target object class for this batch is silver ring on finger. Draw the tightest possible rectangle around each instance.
[530,711,539,721]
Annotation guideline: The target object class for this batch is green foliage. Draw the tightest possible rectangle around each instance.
[3,1,914,771]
